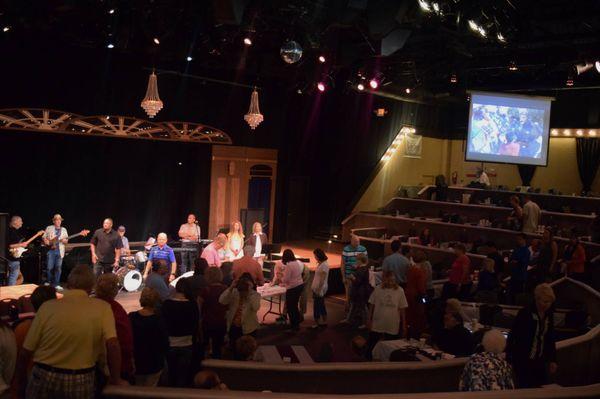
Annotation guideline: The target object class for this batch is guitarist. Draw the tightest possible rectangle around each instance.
[42,214,69,289]
[7,215,25,286]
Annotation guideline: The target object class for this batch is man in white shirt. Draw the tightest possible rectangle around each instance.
[178,214,201,274]
[42,214,69,289]
[522,195,541,233]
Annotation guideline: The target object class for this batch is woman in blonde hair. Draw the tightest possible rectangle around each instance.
[226,221,245,261]
[245,222,268,259]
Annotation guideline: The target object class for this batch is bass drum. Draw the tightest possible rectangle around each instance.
[115,267,142,292]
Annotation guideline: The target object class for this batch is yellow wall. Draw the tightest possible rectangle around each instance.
[354,137,599,212]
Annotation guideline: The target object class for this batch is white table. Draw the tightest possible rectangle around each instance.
[372,339,455,362]
[257,284,287,322]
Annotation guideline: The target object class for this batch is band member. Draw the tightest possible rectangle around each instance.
[143,233,177,282]
[246,222,268,259]
[90,218,123,277]
[42,214,69,289]
[201,233,227,267]
[7,216,25,286]
[226,221,244,261]
[178,214,201,274]
[118,225,130,255]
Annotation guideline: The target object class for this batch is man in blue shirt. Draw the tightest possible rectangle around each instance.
[143,232,177,282]
[382,240,410,286]
[508,234,530,304]
[145,259,172,301]
[341,234,368,321]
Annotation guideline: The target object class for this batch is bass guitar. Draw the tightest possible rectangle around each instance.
[45,229,90,249]
[9,230,44,259]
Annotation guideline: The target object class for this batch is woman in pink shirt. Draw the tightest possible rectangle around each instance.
[281,249,305,332]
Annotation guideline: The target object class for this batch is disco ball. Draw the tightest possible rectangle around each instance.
[280,41,303,64]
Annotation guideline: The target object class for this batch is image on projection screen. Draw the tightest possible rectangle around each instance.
[465,92,552,166]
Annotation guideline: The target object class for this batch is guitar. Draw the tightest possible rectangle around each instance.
[9,230,44,259]
[45,229,90,249]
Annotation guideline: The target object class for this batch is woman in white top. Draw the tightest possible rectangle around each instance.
[366,270,408,360]
[0,320,17,397]
[311,248,330,328]
[226,221,245,261]
[281,249,305,332]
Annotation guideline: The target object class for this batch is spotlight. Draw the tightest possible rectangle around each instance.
[328,240,332,244]
[551,129,558,136]
[589,130,597,137]
[566,75,574,87]
[186,56,193,61]
[576,129,584,136]
[108,8,115,14]
[405,88,411,94]
[418,0,431,12]
[497,32,506,43]
[369,79,379,89]
[450,73,457,83]
[357,83,365,91]
[107,43,114,49]
[432,2,440,13]
[296,88,303,94]
[2,26,10,33]
[508,61,518,71]
[317,82,326,92]
[318,55,326,63]
[468,20,486,37]
[243,37,252,46]
[595,61,600,73]
[153,37,160,45]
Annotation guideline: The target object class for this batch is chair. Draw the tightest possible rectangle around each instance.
[0,298,18,318]
[18,294,35,313]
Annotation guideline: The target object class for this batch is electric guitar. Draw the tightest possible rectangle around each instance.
[9,230,44,259]
[45,229,90,249]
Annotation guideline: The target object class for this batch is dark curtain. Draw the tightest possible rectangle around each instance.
[576,138,600,193]
[517,164,537,186]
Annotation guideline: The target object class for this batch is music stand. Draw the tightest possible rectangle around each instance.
[262,243,281,261]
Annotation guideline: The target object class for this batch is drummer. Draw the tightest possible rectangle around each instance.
[142,232,177,282]
[118,225,130,255]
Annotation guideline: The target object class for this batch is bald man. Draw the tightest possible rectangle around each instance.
[143,233,177,282]
[90,218,123,277]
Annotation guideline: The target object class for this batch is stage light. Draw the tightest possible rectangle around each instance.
[468,20,478,32]
[563,129,571,136]
[333,235,338,238]
[297,88,302,94]
[551,129,558,136]
[153,37,160,45]
[595,61,600,73]
[318,55,326,63]
[186,56,193,61]
[328,240,332,244]
[405,88,411,94]
[178,162,183,166]
[432,2,440,13]
[497,32,506,43]
[450,73,457,83]
[108,8,115,14]
[589,130,597,137]
[576,129,584,136]
[2,26,10,33]
[369,79,379,89]
[566,75,574,87]
[107,43,114,49]
[317,82,326,92]
[243,37,252,46]
[418,0,431,12]
[357,83,365,91]
[508,61,518,71]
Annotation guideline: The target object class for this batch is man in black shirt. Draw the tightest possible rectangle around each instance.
[486,242,505,276]
[7,216,25,285]
[90,218,123,277]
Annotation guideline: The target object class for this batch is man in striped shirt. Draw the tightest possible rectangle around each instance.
[340,234,368,321]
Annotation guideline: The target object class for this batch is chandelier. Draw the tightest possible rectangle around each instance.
[244,88,264,130]
[140,71,163,118]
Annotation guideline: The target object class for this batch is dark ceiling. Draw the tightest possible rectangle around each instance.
[2,0,600,102]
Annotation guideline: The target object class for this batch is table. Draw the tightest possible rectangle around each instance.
[257,284,286,322]
[0,284,38,300]
[255,345,314,364]
[372,339,455,362]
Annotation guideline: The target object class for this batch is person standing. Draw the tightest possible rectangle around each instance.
[280,249,305,332]
[200,268,228,359]
[311,248,330,328]
[219,275,261,352]
[507,196,523,231]
[90,218,123,277]
[226,221,245,261]
[7,216,26,286]
[522,195,541,234]
[405,252,427,338]
[143,233,177,282]
[508,234,530,304]
[445,244,472,300]
[561,235,586,282]
[178,214,201,275]
[245,222,268,259]
[382,240,410,286]
[232,245,264,286]
[536,228,558,283]
[42,214,69,289]
[341,234,368,317]
[0,319,16,398]
[117,226,130,255]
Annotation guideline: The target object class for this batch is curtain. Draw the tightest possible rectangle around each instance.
[576,138,600,194]
[517,164,536,186]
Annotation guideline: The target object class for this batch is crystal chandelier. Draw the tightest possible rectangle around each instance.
[244,88,264,130]
[140,71,163,118]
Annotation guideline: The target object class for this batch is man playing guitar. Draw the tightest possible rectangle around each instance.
[42,214,89,289]
[7,215,43,286]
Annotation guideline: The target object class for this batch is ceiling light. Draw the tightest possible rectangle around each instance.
[509,61,518,71]
[405,88,411,94]
[107,43,114,49]
[589,130,597,137]
[566,75,574,87]
[576,129,584,136]
[450,73,457,83]
[551,129,558,136]
[243,37,252,46]
[432,2,440,13]
[497,32,506,43]
[418,0,431,12]
[369,79,379,89]
[2,26,10,33]
[563,129,571,136]
[595,61,600,74]
[318,55,326,63]
[108,9,115,14]
[186,56,193,61]
[468,20,479,32]
[153,37,160,45]
[357,83,365,91]
[317,82,326,92]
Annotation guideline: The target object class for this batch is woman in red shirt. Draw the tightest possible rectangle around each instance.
[446,244,472,300]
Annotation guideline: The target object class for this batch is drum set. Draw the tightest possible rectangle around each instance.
[113,253,144,292]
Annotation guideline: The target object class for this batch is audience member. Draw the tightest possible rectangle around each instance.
[433,311,474,357]
[219,275,261,353]
[299,261,312,320]
[145,259,172,301]
[13,265,126,398]
[341,235,368,314]
[0,320,16,398]
[507,284,557,388]
[529,239,541,266]
[508,234,530,304]
[537,228,558,283]
[13,286,57,360]
[475,258,499,304]
[366,271,408,359]
[232,245,265,286]
[561,234,586,282]
[522,194,541,234]
[347,253,371,328]
[187,257,209,300]
[201,233,227,268]
[96,273,134,381]
[193,370,227,390]
[445,244,472,300]
[235,335,258,361]
[162,278,200,387]
[459,330,514,391]
[486,242,505,276]
[200,267,228,359]
[507,195,523,231]
[382,240,410,286]
[414,250,434,298]
[280,249,306,332]
[128,288,169,386]
[405,251,427,338]
[311,248,330,328]
[418,228,436,247]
